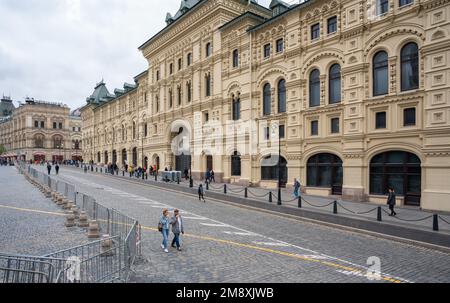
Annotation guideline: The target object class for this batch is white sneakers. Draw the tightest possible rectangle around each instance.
[164,249,169,253]
[161,244,164,249]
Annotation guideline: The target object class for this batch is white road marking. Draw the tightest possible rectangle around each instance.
[252,242,290,247]
[48,166,411,283]
[223,231,257,236]
[183,216,208,220]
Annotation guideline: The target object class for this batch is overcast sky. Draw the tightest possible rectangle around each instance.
[0,0,276,110]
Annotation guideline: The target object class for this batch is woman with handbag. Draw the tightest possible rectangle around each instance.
[159,209,171,253]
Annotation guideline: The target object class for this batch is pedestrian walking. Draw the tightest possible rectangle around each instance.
[170,209,184,251]
[211,170,215,183]
[47,162,52,175]
[293,178,301,198]
[387,187,397,216]
[198,184,205,202]
[55,163,60,175]
[158,209,171,253]
[205,170,211,183]
[184,168,189,180]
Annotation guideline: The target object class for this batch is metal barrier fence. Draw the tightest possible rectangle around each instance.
[2,163,142,283]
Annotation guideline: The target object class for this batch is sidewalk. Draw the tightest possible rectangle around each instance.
[63,165,450,248]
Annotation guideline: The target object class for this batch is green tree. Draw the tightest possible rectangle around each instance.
[0,145,6,155]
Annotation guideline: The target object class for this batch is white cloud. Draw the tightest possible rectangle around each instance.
[0,0,272,109]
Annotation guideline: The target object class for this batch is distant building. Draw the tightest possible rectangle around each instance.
[0,97,82,162]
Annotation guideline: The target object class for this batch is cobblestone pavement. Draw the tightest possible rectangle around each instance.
[35,165,450,283]
[81,165,450,233]
[0,166,91,256]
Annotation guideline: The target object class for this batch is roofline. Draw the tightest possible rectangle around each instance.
[134,70,148,81]
[138,0,272,51]
[92,86,139,111]
[248,0,315,33]
[219,11,267,32]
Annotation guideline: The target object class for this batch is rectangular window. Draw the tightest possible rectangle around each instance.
[169,63,173,75]
[144,124,148,137]
[279,125,285,139]
[178,58,182,70]
[53,122,57,129]
[331,118,340,134]
[187,53,192,66]
[264,127,270,140]
[59,122,63,129]
[41,121,44,128]
[35,121,39,128]
[264,44,271,58]
[399,0,412,7]
[404,108,416,126]
[375,112,387,129]
[378,0,389,15]
[204,112,209,123]
[156,71,160,81]
[327,16,337,34]
[311,23,320,40]
[311,120,319,136]
[276,39,284,53]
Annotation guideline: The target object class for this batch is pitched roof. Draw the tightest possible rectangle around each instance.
[86,81,111,105]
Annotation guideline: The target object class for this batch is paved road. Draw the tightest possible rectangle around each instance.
[0,166,90,256]
[33,165,450,283]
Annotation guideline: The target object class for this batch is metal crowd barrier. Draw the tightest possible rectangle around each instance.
[2,163,143,283]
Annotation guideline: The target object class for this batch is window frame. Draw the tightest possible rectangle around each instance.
[311,23,320,40]
[329,64,342,104]
[309,69,321,107]
[263,44,271,59]
[403,107,416,127]
[327,16,337,34]
[373,51,389,96]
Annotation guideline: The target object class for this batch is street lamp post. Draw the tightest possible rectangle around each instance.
[141,128,145,180]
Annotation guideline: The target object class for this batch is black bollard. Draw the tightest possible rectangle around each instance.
[224,184,227,194]
[333,201,338,214]
[433,214,439,231]
[96,167,98,173]
[142,173,145,180]
[189,178,193,188]
[245,188,248,198]
[206,181,209,190]
[298,196,302,208]
[377,207,382,222]
[269,192,273,203]
[122,171,125,177]
[155,173,158,182]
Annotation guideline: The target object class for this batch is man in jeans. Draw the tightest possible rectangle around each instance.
[170,209,184,251]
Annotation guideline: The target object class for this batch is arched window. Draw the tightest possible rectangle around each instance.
[186,81,192,103]
[263,83,271,116]
[370,151,421,206]
[309,69,320,107]
[74,140,80,150]
[278,79,286,113]
[132,122,136,140]
[373,51,389,96]
[261,155,288,187]
[401,42,419,91]
[233,49,239,68]
[53,136,63,149]
[97,152,101,163]
[132,147,138,166]
[205,73,211,97]
[231,151,241,176]
[104,151,109,164]
[232,95,241,121]
[206,42,212,57]
[34,135,44,148]
[329,64,341,104]
[307,153,343,189]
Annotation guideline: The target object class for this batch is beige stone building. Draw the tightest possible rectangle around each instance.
[0,98,82,162]
[80,0,450,212]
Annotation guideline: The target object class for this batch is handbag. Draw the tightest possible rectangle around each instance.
[158,222,163,232]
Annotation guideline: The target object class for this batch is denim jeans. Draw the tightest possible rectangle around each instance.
[161,229,169,249]
[172,233,181,248]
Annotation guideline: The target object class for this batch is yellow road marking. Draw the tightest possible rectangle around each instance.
[0,204,403,283]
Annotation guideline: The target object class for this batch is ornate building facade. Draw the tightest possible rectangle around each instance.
[80,0,450,212]
[0,98,82,162]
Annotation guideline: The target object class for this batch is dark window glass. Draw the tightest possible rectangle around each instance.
[187,53,192,66]
[231,151,241,176]
[144,124,148,137]
[187,82,192,103]
[156,71,160,81]
[370,151,421,203]
[233,97,241,121]
[264,127,270,140]
[177,86,182,106]
[59,122,62,129]
[204,112,209,123]
[329,64,341,104]
[401,42,419,91]
[278,79,286,113]
[263,83,271,116]
[309,69,320,107]
[169,63,173,75]
[276,39,284,53]
[35,121,38,128]
[399,0,412,7]
[233,49,239,68]
[53,122,56,129]
[169,89,173,108]
[261,155,288,183]
[206,43,212,57]
[178,58,182,70]
[41,121,44,128]
[205,74,211,97]
[331,118,339,134]
[264,44,271,58]
[311,23,320,40]
[373,51,389,96]
[307,153,343,187]
[378,0,389,15]
[404,108,416,126]
[311,120,319,136]
[279,125,285,139]
[327,16,337,34]
[376,112,387,129]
